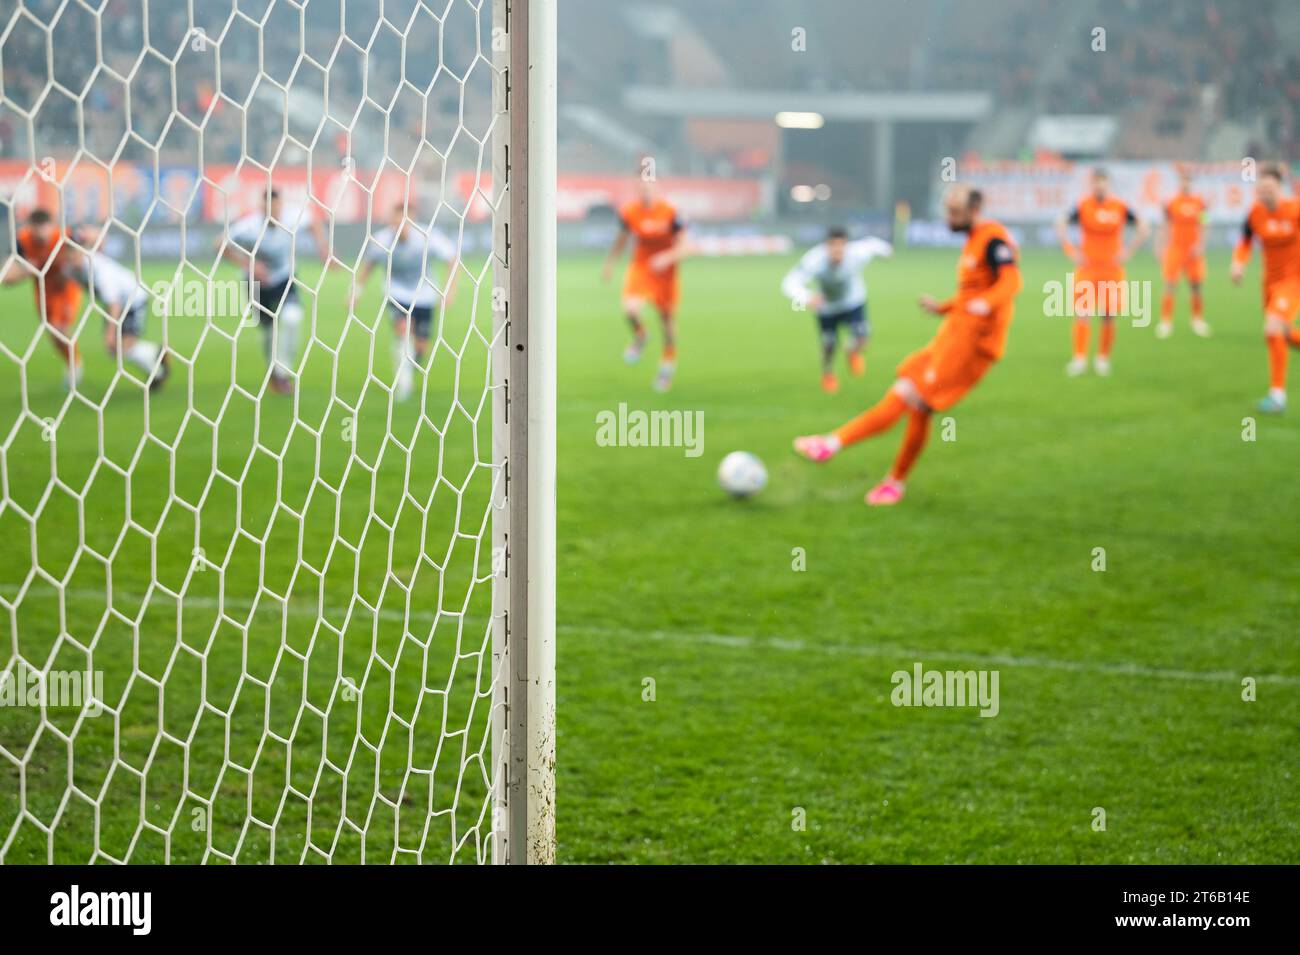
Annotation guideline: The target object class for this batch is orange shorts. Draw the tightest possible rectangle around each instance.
[896,317,997,412]
[39,284,83,329]
[1162,248,1205,285]
[624,264,679,313]
[1074,265,1126,316]
[1264,280,1300,323]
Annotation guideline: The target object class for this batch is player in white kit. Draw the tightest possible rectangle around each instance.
[73,225,169,390]
[350,203,460,402]
[781,227,893,394]
[221,188,327,395]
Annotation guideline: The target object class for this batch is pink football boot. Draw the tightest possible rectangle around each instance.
[865,477,905,506]
[792,434,839,463]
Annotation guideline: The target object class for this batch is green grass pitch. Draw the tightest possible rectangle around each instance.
[1,247,1297,863]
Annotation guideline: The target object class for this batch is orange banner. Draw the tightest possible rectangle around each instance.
[1,161,766,225]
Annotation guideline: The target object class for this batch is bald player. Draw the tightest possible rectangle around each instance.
[1230,163,1300,414]
[601,172,687,392]
[792,185,1022,506]
[1056,167,1149,376]
[2,208,85,389]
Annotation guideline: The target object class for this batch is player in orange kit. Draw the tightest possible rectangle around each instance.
[791,185,1021,506]
[1156,166,1211,339]
[1230,163,1300,414]
[602,173,686,392]
[1055,168,1149,376]
[1,207,85,390]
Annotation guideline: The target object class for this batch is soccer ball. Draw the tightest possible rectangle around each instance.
[717,451,767,498]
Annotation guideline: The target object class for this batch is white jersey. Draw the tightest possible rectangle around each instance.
[365,225,458,308]
[80,251,150,314]
[781,237,893,315]
[228,213,298,287]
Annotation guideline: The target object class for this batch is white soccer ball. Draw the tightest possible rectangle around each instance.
[717,451,767,498]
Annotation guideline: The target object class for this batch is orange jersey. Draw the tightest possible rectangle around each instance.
[1069,195,1136,267]
[941,218,1022,360]
[1234,198,1300,291]
[16,225,76,290]
[897,218,1021,411]
[15,224,82,326]
[619,199,681,270]
[1164,192,1206,250]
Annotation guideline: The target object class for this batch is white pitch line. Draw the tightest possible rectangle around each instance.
[8,586,1299,687]
[566,625,1300,688]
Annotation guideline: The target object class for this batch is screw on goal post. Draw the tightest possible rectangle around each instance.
[492,0,557,865]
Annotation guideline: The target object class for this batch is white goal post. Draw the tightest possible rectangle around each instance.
[0,0,555,865]
[492,0,557,866]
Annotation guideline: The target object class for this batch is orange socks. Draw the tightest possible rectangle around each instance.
[832,394,931,480]
[1098,318,1115,358]
[662,344,677,363]
[1267,333,1289,391]
[833,390,907,448]
[890,410,932,481]
[1160,292,1174,324]
[1072,320,1090,359]
[1191,291,1203,321]
[1074,317,1116,357]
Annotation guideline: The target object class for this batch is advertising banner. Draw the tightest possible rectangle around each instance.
[961,160,1261,225]
[2,161,766,226]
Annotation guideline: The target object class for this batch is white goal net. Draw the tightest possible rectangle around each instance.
[0,0,554,864]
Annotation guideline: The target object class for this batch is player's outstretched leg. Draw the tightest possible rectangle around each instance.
[793,384,910,462]
[866,407,932,506]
